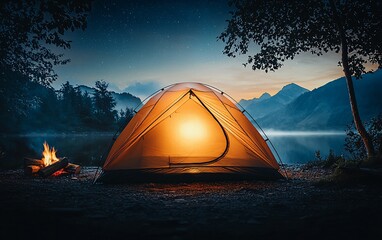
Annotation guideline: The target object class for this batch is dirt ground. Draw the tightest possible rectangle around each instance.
[1,166,381,240]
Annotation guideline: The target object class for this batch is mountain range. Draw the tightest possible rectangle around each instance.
[239,83,309,119]
[240,70,382,130]
[77,69,381,130]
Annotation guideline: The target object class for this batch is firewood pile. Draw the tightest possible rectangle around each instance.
[24,157,81,177]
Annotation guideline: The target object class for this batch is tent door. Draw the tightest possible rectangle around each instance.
[167,90,229,166]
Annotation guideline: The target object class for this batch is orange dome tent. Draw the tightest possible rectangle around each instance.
[98,82,284,182]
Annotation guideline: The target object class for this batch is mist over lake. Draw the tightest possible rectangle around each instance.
[265,130,346,164]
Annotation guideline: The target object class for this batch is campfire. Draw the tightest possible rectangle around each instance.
[42,141,59,166]
[24,141,80,177]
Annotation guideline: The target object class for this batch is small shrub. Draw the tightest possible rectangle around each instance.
[345,114,382,160]
[323,149,345,169]
[304,149,344,169]
[303,150,325,169]
[315,150,322,161]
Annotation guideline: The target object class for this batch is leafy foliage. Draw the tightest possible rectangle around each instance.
[219,0,382,77]
[0,69,40,116]
[0,0,92,85]
[345,114,382,160]
[0,69,44,132]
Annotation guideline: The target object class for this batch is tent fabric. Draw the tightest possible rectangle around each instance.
[101,82,283,181]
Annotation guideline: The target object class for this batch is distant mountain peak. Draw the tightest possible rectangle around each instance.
[281,83,308,91]
[259,92,271,99]
[241,83,310,119]
[275,83,309,104]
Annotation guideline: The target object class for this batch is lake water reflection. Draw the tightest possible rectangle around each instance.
[266,131,347,164]
[0,131,347,169]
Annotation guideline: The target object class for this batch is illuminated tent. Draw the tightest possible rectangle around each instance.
[99,82,284,182]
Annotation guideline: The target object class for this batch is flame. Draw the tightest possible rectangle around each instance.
[42,141,59,167]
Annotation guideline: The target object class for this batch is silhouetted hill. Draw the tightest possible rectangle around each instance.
[258,70,382,130]
[78,85,141,111]
[243,83,309,119]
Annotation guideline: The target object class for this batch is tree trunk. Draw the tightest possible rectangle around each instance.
[329,0,375,160]
[341,54,375,159]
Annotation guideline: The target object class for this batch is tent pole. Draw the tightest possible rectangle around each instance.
[204,83,289,179]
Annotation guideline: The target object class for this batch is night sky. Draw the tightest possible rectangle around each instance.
[54,0,348,99]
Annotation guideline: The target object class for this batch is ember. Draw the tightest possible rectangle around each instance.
[52,169,66,177]
[24,142,81,178]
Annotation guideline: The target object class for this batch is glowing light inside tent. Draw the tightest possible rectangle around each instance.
[187,168,201,174]
[179,118,207,141]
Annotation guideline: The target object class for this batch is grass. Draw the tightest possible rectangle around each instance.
[303,149,359,170]
[303,150,382,186]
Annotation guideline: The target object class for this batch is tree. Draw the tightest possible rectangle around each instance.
[93,80,117,129]
[58,82,95,130]
[58,81,82,127]
[219,0,382,162]
[30,84,60,131]
[117,107,134,128]
[0,68,59,132]
[0,0,92,85]
[0,69,41,132]
[77,90,94,126]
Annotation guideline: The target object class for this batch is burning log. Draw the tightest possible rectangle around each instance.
[24,157,44,167]
[24,165,41,176]
[39,157,69,178]
[24,157,44,176]
[64,163,81,175]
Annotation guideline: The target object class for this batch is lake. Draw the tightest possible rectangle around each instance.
[0,131,347,169]
[265,130,347,165]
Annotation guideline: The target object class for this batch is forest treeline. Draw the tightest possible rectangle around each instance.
[0,69,133,133]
